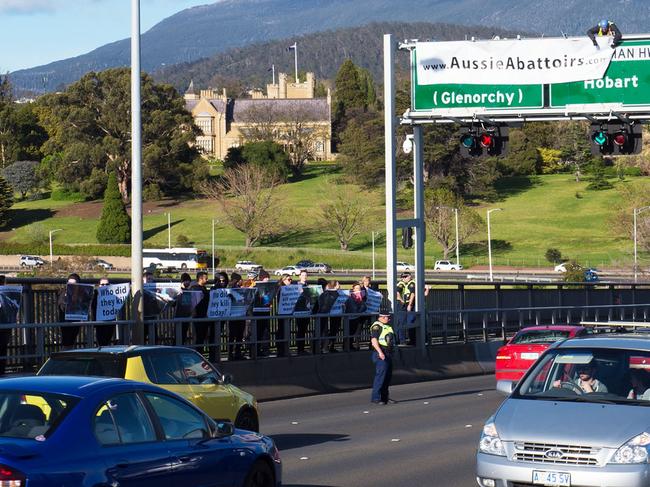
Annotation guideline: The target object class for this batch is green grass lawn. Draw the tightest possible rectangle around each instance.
[2,166,649,270]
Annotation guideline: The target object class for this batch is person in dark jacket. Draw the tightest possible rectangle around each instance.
[57,273,81,349]
[90,277,114,346]
[174,272,193,345]
[587,19,622,48]
[318,280,341,353]
[228,272,247,360]
[345,282,367,351]
[191,271,215,361]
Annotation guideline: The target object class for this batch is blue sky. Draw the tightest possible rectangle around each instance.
[0,0,215,72]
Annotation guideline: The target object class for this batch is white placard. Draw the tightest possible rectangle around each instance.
[278,285,302,315]
[96,283,130,321]
[416,37,614,86]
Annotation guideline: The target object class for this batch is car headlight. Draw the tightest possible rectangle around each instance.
[610,432,650,464]
[479,421,506,456]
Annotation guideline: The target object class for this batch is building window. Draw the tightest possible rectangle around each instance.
[196,136,213,154]
[196,117,213,134]
[315,141,324,153]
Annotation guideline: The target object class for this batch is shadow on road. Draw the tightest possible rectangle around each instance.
[271,433,349,451]
[395,388,491,404]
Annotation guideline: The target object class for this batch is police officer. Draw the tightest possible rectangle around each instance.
[587,19,622,49]
[370,311,396,405]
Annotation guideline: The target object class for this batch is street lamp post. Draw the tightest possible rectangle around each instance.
[487,208,503,282]
[436,206,460,266]
[49,229,62,266]
[372,231,376,280]
[633,206,650,282]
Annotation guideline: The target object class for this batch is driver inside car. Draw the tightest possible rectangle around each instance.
[553,362,608,393]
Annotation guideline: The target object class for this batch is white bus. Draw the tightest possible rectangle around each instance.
[142,248,208,271]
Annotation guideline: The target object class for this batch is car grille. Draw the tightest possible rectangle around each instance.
[513,441,600,466]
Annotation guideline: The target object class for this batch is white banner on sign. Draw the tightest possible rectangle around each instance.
[365,288,383,314]
[207,288,257,318]
[416,37,614,86]
[207,288,232,318]
[278,285,302,315]
[96,283,130,321]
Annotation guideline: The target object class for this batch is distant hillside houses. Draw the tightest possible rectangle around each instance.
[184,72,332,161]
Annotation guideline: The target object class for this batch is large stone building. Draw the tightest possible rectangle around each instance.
[184,72,332,161]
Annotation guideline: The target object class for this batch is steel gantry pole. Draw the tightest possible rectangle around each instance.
[413,125,426,351]
[634,206,650,282]
[131,0,144,343]
[455,208,460,267]
[383,34,397,315]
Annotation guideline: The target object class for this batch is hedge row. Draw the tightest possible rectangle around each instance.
[0,243,131,257]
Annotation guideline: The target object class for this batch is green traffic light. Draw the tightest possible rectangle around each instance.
[592,131,608,146]
[460,134,475,148]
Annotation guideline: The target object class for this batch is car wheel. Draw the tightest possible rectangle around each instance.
[243,460,274,487]
[235,408,259,432]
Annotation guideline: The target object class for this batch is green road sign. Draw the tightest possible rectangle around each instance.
[412,51,544,111]
[550,40,650,107]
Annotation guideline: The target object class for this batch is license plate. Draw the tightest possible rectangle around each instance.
[532,470,571,486]
[521,352,540,360]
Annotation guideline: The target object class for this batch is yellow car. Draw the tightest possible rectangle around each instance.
[37,345,259,431]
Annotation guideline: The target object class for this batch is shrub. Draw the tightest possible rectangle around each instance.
[51,188,85,201]
[0,176,13,229]
[176,234,192,246]
[143,184,163,201]
[545,248,562,264]
[96,173,131,244]
[563,261,585,283]
[25,223,50,245]
[625,167,643,177]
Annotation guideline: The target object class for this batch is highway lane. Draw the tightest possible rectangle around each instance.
[260,374,502,487]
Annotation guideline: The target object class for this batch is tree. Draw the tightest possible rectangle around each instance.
[545,248,563,264]
[3,161,40,199]
[96,173,131,244]
[337,110,384,187]
[318,187,366,251]
[224,141,291,181]
[556,121,593,182]
[36,68,200,201]
[586,158,614,191]
[609,181,650,251]
[0,175,13,229]
[424,188,484,259]
[202,165,284,247]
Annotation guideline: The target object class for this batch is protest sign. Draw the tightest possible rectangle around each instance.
[207,288,257,318]
[174,290,204,319]
[253,282,277,313]
[330,290,350,316]
[143,282,182,318]
[0,286,22,324]
[95,283,130,321]
[278,285,302,315]
[65,283,95,321]
[365,288,383,314]
[294,284,320,316]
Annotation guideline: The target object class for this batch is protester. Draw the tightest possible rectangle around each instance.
[174,272,194,344]
[346,282,367,351]
[228,272,247,360]
[92,277,114,346]
[252,272,273,357]
[587,19,622,48]
[276,274,293,357]
[295,270,311,355]
[396,272,416,345]
[319,280,341,353]
[191,271,215,361]
[57,273,82,349]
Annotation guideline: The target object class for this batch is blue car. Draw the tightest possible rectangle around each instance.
[0,375,281,487]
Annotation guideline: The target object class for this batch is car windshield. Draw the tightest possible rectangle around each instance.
[515,347,650,405]
[510,330,571,344]
[0,391,78,439]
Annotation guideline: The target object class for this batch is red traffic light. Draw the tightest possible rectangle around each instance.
[479,133,494,148]
[613,131,628,146]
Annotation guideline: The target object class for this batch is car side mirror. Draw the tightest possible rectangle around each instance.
[222,373,233,385]
[496,380,515,396]
[214,421,234,437]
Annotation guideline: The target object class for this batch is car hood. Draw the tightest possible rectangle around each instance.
[495,398,650,448]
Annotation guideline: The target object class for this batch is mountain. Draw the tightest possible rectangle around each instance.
[10,0,650,94]
[153,22,522,93]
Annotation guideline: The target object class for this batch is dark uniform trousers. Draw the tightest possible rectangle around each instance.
[371,349,393,403]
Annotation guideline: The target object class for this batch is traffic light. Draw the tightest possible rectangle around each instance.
[401,227,413,249]
[590,123,642,155]
[459,126,509,157]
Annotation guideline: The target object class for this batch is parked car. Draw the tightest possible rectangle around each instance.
[312,262,332,273]
[19,255,44,267]
[295,259,315,269]
[235,260,263,272]
[434,260,463,271]
[38,345,260,431]
[396,261,414,272]
[296,261,332,273]
[91,258,113,270]
[584,268,600,282]
[0,375,281,487]
[479,330,650,487]
[554,262,568,272]
[495,325,589,381]
[274,265,303,276]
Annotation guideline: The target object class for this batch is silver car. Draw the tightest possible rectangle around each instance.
[477,334,650,487]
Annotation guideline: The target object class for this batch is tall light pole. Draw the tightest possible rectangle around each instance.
[633,206,650,282]
[164,212,171,249]
[211,219,218,282]
[487,208,503,282]
[49,229,62,266]
[436,206,460,266]
[371,231,376,280]
[131,0,144,340]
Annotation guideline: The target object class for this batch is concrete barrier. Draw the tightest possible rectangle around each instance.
[222,340,501,401]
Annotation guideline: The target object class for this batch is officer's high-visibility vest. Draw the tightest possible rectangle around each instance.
[372,321,395,348]
[598,22,614,37]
